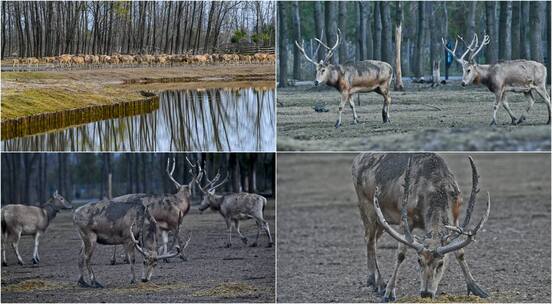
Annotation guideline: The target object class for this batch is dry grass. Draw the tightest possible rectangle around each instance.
[2,279,69,292]
[192,282,259,298]
[397,295,486,303]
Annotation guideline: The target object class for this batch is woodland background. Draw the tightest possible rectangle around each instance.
[1,1,275,58]
[278,1,551,84]
[0,153,275,205]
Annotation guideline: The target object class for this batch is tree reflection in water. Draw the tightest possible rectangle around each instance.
[2,87,275,152]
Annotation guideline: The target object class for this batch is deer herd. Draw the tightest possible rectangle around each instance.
[296,30,551,127]
[3,52,275,70]
[1,157,273,288]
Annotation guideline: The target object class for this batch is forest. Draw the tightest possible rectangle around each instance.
[278,1,551,85]
[0,153,275,205]
[1,1,275,59]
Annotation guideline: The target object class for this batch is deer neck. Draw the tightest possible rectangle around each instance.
[325,65,341,90]
[43,199,60,222]
[474,64,492,89]
[209,194,224,211]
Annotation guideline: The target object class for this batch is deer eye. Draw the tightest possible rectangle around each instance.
[417,257,422,265]
[467,69,471,73]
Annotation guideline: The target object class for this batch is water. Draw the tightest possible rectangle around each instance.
[1,87,275,152]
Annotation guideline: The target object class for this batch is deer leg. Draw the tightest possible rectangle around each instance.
[234,219,248,245]
[382,89,392,123]
[84,234,103,288]
[225,217,233,248]
[32,232,41,264]
[348,95,360,124]
[455,249,488,298]
[11,230,24,265]
[251,220,261,247]
[125,242,137,284]
[500,94,518,125]
[518,91,536,124]
[490,91,504,126]
[77,232,93,288]
[383,242,407,302]
[262,219,273,247]
[336,94,348,128]
[110,246,117,265]
[533,86,551,124]
[366,224,386,294]
[161,230,170,263]
[2,232,7,266]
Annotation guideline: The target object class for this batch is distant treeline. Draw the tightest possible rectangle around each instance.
[278,1,551,82]
[1,153,275,205]
[1,1,275,59]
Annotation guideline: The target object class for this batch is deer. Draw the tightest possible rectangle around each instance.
[295,29,394,128]
[352,153,491,301]
[73,197,190,287]
[109,157,195,265]
[1,190,72,266]
[443,33,551,126]
[195,163,273,248]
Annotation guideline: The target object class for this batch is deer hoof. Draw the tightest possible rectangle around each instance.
[130,279,136,284]
[91,280,104,288]
[17,260,24,266]
[383,292,396,303]
[467,281,489,298]
[517,116,526,124]
[489,120,497,126]
[250,242,258,248]
[225,243,232,248]
[266,242,274,248]
[163,258,170,263]
[78,278,91,288]
[32,258,39,265]
[335,120,341,128]
[110,259,116,265]
[241,237,248,244]
[2,261,7,266]
[511,117,518,125]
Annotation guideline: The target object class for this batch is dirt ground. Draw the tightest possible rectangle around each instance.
[1,200,275,303]
[276,153,550,303]
[277,82,551,151]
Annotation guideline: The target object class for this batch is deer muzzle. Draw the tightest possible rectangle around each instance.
[314,80,319,86]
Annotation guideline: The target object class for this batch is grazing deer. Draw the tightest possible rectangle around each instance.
[195,164,273,248]
[73,198,190,287]
[352,153,490,301]
[110,157,195,264]
[296,29,394,127]
[443,33,551,125]
[1,191,72,266]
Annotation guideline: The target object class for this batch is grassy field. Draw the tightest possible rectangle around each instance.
[277,81,551,151]
[1,64,274,121]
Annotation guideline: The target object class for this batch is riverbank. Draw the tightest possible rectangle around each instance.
[1,64,274,121]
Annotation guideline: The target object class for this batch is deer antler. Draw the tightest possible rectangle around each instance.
[166,158,182,188]
[295,40,318,66]
[468,34,490,62]
[316,28,341,64]
[442,34,473,64]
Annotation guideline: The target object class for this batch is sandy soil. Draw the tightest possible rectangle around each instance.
[276,153,550,303]
[1,200,275,303]
[277,82,551,151]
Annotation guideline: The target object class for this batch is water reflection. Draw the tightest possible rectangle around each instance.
[1,87,275,152]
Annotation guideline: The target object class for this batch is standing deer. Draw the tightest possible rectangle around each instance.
[110,157,195,264]
[296,29,394,127]
[73,197,189,287]
[195,164,273,248]
[443,33,551,125]
[352,153,490,301]
[2,191,72,266]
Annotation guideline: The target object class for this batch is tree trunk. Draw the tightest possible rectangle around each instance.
[413,1,426,79]
[338,1,347,64]
[466,2,476,42]
[324,1,337,64]
[499,1,512,60]
[394,2,404,91]
[485,2,499,64]
[511,1,521,59]
[364,2,373,60]
[291,1,302,80]
[313,1,325,61]
[278,2,289,87]
[373,2,382,61]
[529,1,544,63]
[380,2,393,64]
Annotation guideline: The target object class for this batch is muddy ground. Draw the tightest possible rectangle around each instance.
[277,82,551,151]
[1,201,275,303]
[276,153,550,303]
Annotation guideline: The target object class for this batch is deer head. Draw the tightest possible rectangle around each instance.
[295,29,341,86]
[373,157,491,298]
[442,33,490,87]
[194,162,229,212]
[49,190,72,210]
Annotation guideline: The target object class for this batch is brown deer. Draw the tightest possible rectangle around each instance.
[443,33,551,125]
[296,29,394,127]
[352,153,490,301]
[1,191,72,266]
